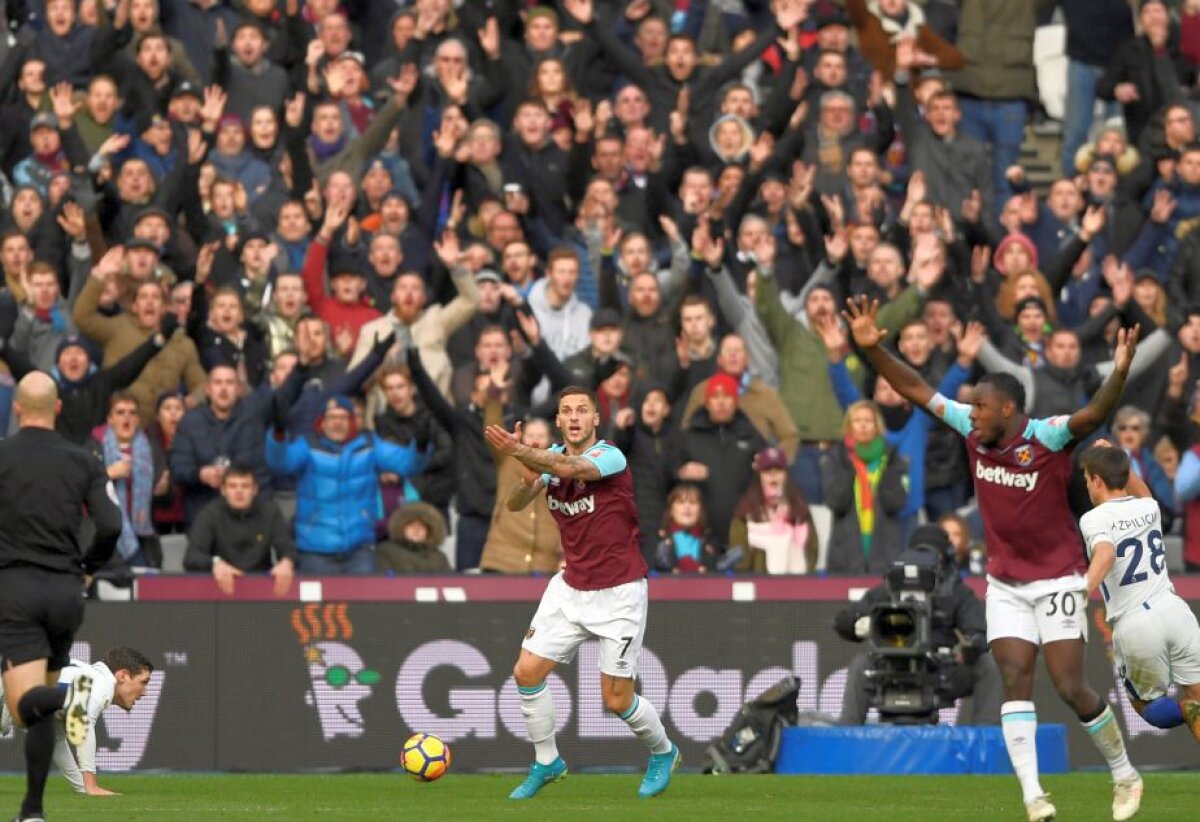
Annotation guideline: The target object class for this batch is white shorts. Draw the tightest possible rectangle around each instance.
[986,574,1088,645]
[521,572,648,679]
[1112,592,1200,702]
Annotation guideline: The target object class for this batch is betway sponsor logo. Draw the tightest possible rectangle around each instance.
[547,495,595,516]
[976,461,1039,492]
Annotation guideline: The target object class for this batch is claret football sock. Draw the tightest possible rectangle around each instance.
[619,695,672,755]
[1001,701,1044,803]
[517,682,560,766]
[1082,703,1139,782]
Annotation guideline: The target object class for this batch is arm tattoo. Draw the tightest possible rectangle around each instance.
[506,477,545,512]
[512,446,602,481]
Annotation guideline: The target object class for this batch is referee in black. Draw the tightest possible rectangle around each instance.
[0,372,121,822]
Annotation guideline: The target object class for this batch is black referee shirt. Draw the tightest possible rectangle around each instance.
[0,427,122,575]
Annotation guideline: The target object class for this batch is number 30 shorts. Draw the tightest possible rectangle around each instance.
[521,572,648,678]
[986,574,1088,646]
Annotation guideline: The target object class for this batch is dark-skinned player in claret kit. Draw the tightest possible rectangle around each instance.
[842,295,1143,822]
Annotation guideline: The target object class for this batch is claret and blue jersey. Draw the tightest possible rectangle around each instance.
[927,393,1087,582]
[539,440,647,591]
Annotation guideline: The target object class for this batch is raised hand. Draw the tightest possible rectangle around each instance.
[478,16,501,60]
[814,312,847,356]
[433,126,458,159]
[484,421,524,457]
[658,215,681,242]
[98,133,131,157]
[200,85,228,129]
[789,162,815,209]
[960,189,982,224]
[748,132,774,170]
[702,235,725,269]
[284,92,306,129]
[49,81,77,124]
[563,0,594,25]
[841,296,889,350]
[434,229,461,269]
[91,245,125,280]
[516,309,541,346]
[1080,204,1107,239]
[824,229,848,264]
[773,0,808,31]
[1111,324,1141,375]
[56,201,86,241]
[195,241,219,284]
[820,194,845,231]
[970,244,991,282]
[753,234,777,269]
[909,234,945,289]
[1150,188,1177,224]
[489,360,510,390]
[776,25,800,62]
[323,63,348,97]
[187,128,208,165]
[305,39,326,68]
[388,63,419,102]
[321,200,349,236]
[442,65,469,105]
[1168,352,1190,396]
[573,99,594,137]
[1110,262,1133,307]
[895,37,916,71]
[954,321,987,363]
[905,170,927,206]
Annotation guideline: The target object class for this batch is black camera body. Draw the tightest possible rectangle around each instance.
[863,547,959,724]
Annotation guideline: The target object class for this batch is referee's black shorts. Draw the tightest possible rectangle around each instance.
[0,566,85,671]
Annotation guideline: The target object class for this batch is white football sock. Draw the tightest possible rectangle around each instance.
[618,695,672,755]
[1082,704,1139,782]
[518,683,559,765]
[1001,700,1045,803]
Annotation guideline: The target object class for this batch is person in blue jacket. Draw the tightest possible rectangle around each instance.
[264,394,430,574]
[816,315,985,529]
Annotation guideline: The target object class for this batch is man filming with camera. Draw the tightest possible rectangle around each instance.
[834,524,1002,726]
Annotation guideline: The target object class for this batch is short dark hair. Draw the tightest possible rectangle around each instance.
[1080,446,1131,491]
[222,463,258,484]
[104,646,154,677]
[977,372,1026,412]
[557,385,598,410]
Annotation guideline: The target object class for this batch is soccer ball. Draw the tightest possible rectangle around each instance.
[401,732,451,782]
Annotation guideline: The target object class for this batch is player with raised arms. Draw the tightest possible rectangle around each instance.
[484,386,678,800]
[842,296,1143,822]
[1080,445,1200,744]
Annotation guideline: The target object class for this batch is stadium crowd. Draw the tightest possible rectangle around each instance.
[0,0,1196,583]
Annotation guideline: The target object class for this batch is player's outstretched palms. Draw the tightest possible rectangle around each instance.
[1112,324,1140,374]
[841,296,888,350]
[484,421,524,457]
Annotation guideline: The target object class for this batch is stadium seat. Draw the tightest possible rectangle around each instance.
[159,534,188,573]
[94,579,132,601]
[810,504,833,572]
[1165,534,1185,574]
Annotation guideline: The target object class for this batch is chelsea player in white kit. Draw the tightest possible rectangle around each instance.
[1,647,154,795]
[1080,446,1200,744]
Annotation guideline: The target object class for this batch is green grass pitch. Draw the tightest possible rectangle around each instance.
[1,772,1198,820]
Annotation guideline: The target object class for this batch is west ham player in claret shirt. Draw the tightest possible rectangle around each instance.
[843,297,1143,822]
[484,386,679,801]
